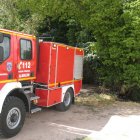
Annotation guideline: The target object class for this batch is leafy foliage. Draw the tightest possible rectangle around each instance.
[0,0,140,96]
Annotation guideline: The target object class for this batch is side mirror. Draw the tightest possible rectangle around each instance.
[0,33,4,43]
[0,46,4,63]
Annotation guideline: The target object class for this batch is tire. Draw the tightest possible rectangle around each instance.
[0,96,26,138]
[56,88,73,111]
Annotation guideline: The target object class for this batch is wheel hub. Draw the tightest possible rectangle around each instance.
[10,114,18,123]
[6,107,21,129]
[64,92,71,106]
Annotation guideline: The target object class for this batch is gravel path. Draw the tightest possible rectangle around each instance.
[1,86,140,140]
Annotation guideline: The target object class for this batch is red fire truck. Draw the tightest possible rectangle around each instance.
[0,29,84,137]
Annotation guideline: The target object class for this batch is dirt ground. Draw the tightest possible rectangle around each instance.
[1,85,140,140]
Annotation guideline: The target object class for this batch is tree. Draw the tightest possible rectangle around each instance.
[0,0,44,34]
[0,0,140,96]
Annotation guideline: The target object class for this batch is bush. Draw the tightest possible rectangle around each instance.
[81,0,140,97]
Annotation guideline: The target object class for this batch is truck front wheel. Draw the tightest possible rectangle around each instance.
[0,96,26,138]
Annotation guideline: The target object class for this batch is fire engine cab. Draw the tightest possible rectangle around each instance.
[0,29,84,137]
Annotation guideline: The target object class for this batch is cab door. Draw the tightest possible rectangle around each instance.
[16,36,36,81]
[0,33,15,83]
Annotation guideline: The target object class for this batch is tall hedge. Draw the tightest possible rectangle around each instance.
[78,0,140,94]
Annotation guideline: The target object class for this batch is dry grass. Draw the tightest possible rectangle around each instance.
[75,85,117,107]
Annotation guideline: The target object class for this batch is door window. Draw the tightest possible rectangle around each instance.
[20,39,32,60]
[0,36,10,61]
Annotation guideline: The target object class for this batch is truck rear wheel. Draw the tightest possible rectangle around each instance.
[56,88,73,111]
[0,96,26,138]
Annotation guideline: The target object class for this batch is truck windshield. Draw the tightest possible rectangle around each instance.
[0,36,10,62]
